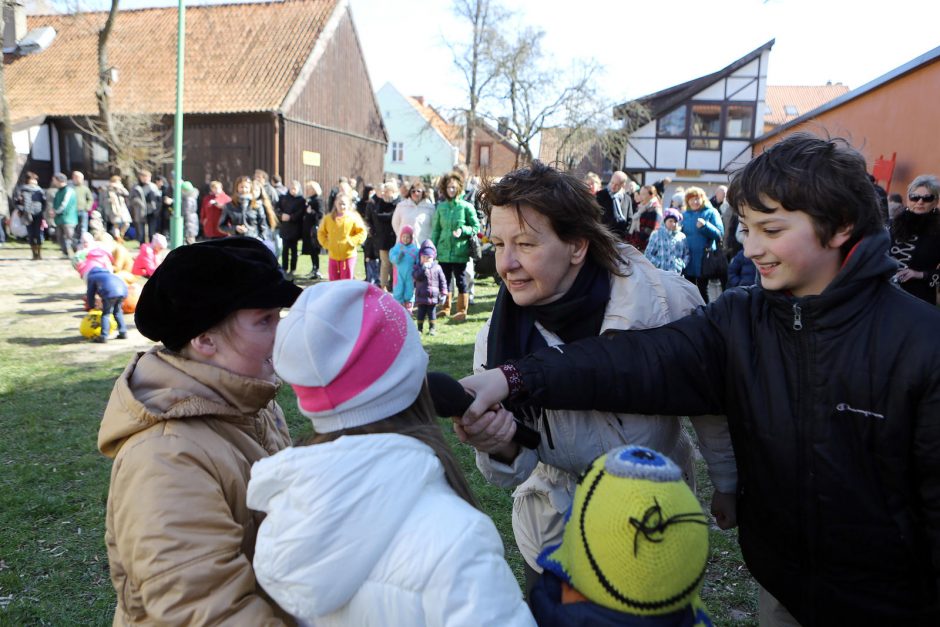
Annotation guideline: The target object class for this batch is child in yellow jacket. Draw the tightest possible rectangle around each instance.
[317,192,367,280]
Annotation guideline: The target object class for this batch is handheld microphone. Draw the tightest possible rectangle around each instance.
[426,371,540,449]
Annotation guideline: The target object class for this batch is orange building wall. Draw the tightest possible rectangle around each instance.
[753,57,940,194]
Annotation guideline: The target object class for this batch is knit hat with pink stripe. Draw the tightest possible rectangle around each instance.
[273,281,429,433]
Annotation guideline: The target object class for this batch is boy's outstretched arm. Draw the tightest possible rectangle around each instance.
[462,308,726,420]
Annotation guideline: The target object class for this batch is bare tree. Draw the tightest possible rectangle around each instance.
[448,0,508,168]
[74,0,172,175]
[489,27,602,167]
[96,0,120,151]
[598,99,651,169]
[0,0,15,218]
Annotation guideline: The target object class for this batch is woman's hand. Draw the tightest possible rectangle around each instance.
[454,406,519,463]
[696,218,705,228]
[453,228,462,238]
[460,369,511,422]
[235,224,248,234]
[281,213,290,222]
[895,268,924,283]
[711,490,738,529]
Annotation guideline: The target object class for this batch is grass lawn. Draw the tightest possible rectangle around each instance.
[0,245,756,624]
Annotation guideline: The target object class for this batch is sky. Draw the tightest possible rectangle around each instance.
[70,0,940,115]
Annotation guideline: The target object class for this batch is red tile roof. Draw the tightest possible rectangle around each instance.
[405,95,461,144]
[764,84,850,126]
[5,0,337,124]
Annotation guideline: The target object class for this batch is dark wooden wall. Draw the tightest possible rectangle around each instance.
[182,114,276,194]
[281,7,386,192]
[48,6,386,199]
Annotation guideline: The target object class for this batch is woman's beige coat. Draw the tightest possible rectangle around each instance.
[98,347,294,625]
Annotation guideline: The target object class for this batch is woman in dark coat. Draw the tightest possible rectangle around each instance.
[277,180,307,278]
[367,184,399,290]
[219,176,270,241]
[302,181,324,279]
[17,171,47,260]
[889,174,940,305]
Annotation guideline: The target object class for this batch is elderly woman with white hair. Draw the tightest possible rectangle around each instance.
[889,174,940,304]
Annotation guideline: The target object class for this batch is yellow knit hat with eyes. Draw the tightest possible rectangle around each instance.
[538,445,710,616]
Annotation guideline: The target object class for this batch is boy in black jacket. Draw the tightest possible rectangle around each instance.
[458,133,940,626]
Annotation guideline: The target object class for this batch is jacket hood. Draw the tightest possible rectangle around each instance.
[246,433,445,618]
[828,230,898,288]
[762,230,899,328]
[98,347,280,458]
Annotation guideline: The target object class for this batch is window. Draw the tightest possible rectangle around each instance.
[657,107,686,137]
[66,132,85,169]
[689,104,721,150]
[657,102,757,149]
[784,104,799,116]
[479,144,491,168]
[92,140,110,172]
[725,105,754,139]
[391,141,404,162]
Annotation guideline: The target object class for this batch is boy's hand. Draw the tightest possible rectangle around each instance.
[460,369,511,422]
[711,490,738,529]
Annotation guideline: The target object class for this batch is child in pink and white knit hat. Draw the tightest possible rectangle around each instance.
[247,281,534,626]
[273,280,428,432]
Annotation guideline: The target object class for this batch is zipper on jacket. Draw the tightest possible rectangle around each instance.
[792,303,803,331]
[541,409,555,449]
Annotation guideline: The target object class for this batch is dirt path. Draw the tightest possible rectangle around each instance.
[0,241,155,363]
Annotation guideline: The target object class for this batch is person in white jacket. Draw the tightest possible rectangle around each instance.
[247,281,534,627]
[391,180,436,242]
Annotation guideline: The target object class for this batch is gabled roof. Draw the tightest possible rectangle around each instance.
[4,0,338,124]
[764,84,850,126]
[614,39,774,119]
[405,96,460,144]
[757,44,940,142]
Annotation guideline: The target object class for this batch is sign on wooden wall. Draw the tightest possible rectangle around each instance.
[303,151,321,167]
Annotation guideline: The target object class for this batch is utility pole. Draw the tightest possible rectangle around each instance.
[169,0,185,248]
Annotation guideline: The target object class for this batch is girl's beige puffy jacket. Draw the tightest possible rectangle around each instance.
[97,347,294,625]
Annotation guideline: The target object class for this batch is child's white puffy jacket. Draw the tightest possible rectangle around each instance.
[247,433,535,627]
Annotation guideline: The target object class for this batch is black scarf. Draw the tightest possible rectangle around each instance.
[485,258,610,431]
[486,257,611,368]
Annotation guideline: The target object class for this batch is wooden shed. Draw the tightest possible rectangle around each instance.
[4,0,386,192]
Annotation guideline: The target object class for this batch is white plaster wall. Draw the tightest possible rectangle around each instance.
[656,140,687,168]
[625,138,656,169]
[721,141,751,170]
[687,150,721,171]
[376,83,456,177]
[632,120,656,138]
[695,82,726,101]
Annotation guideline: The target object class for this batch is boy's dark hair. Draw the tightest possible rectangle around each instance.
[727,133,884,254]
[479,161,625,276]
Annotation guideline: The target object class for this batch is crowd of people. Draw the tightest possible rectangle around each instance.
[585,162,938,310]
[5,131,940,625]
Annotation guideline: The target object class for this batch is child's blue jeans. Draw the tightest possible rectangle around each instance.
[101,298,127,337]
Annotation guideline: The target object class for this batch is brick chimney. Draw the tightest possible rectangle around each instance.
[3,1,27,50]
[413,96,424,106]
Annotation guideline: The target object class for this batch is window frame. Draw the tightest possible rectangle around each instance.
[655,101,757,152]
[391,141,404,163]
